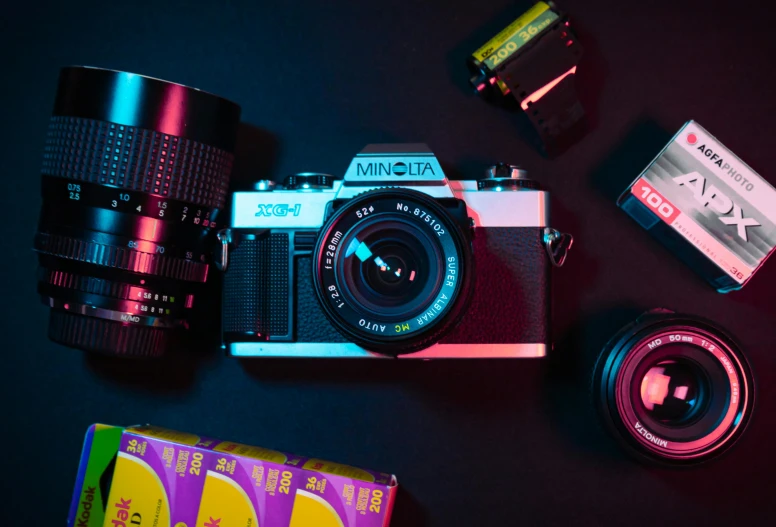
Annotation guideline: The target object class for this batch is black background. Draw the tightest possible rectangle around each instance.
[2,0,776,525]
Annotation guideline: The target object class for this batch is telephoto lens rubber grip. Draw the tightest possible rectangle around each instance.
[42,117,234,210]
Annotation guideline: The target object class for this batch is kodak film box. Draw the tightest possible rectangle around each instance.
[618,120,776,292]
[67,424,397,527]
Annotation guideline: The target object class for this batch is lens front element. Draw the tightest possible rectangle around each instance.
[341,219,442,319]
[639,357,708,426]
[313,189,474,354]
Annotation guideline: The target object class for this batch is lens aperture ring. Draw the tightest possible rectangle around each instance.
[35,232,209,282]
[41,268,193,305]
[42,116,234,209]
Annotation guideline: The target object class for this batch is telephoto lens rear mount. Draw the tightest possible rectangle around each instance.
[34,66,241,357]
[592,309,755,466]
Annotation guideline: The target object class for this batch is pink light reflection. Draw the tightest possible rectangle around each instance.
[520,66,577,111]
[158,85,187,138]
[640,367,670,410]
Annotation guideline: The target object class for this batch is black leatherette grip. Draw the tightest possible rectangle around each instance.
[222,232,290,338]
[296,256,348,343]
[442,227,550,345]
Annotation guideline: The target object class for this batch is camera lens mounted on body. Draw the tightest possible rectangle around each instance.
[312,188,475,354]
[593,310,755,465]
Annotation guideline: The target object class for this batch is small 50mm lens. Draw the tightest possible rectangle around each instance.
[35,67,240,357]
[593,310,754,465]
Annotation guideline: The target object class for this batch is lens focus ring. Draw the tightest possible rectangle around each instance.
[42,116,234,209]
[35,232,209,282]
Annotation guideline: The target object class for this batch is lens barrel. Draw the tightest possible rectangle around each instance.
[593,310,754,465]
[35,67,240,357]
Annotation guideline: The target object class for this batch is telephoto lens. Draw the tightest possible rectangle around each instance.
[34,67,241,357]
[593,309,755,466]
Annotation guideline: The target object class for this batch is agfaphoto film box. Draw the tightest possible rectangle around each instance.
[68,424,397,527]
[618,120,776,292]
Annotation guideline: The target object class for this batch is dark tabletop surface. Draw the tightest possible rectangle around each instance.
[2,0,775,525]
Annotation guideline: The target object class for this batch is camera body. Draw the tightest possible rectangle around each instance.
[221,144,559,358]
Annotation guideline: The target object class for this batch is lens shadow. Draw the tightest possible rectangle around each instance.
[541,304,646,460]
[82,336,215,394]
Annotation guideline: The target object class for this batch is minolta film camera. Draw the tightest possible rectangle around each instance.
[219,144,571,358]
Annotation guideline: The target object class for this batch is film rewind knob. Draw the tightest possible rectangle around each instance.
[283,173,335,190]
[478,163,539,191]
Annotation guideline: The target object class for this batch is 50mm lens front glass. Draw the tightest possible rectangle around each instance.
[593,310,754,465]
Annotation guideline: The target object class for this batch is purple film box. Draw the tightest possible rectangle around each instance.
[67,424,398,527]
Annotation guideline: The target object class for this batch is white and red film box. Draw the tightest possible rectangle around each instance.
[618,120,775,292]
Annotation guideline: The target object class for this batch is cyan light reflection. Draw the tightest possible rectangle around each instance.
[108,73,143,125]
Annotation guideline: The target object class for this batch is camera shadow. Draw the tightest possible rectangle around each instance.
[549,196,599,340]
[238,356,545,419]
[541,304,645,460]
